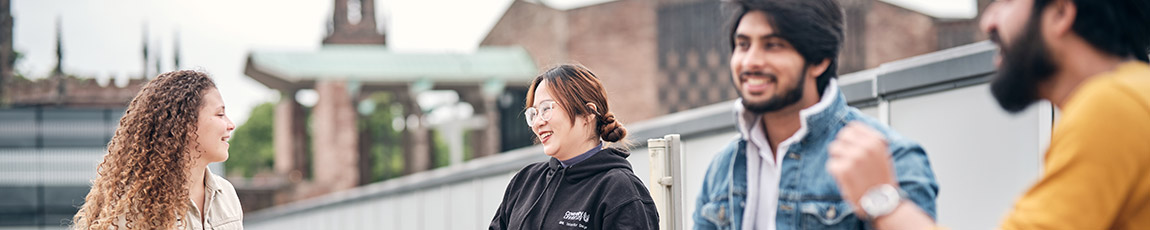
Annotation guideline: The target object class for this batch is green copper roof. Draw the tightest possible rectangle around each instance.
[244,45,538,91]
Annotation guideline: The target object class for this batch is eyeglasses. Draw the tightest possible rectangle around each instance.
[524,101,557,126]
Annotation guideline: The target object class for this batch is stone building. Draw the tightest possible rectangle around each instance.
[482,0,990,116]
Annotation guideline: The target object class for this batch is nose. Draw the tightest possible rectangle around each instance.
[529,115,547,133]
[740,46,768,73]
[979,2,1001,36]
[226,117,236,131]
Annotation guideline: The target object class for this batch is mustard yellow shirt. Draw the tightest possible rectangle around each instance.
[1001,61,1150,229]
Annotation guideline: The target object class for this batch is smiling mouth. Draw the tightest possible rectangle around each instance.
[740,73,775,94]
[221,136,231,142]
[747,77,768,85]
[538,131,552,143]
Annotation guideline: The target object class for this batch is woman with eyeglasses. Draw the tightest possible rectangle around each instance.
[489,64,659,230]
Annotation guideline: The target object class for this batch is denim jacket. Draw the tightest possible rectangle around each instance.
[692,84,939,230]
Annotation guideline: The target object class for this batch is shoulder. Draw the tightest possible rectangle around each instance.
[701,138,742,177]
[1063,69,1150,131]
[208,173,245,217]
[1056,67,1150,157]
[709,137,743,166]
[843,108,925,153]
[211,173,238,194]
[1107,61,1150,98]
[518,161,550,175]
[600,167,645,187]
[508,161,549,184]
[1069,67,1150,119]
[698,138,743,189]
[597,168,655,208]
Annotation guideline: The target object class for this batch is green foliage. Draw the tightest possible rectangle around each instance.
[359,92,405,182]
[463,131,475,161]
[225,102,277,177]
[431,129,451,168]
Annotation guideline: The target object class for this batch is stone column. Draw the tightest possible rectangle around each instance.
[396,90,432,174]
[274,90,308,181]
[311,80,359,193]
[457,87,500,158]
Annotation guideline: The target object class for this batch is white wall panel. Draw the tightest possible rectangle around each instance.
[678,131,738,228]
[888,84,1046,230]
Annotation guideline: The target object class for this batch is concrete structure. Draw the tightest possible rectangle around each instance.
[0,25,161,230]
[2,76,146,108]
[242,0,539,209]
[482,0,662,120]
[1,107,124,229]
[241,41,1050,230]
[244,44,539,205]
[323,0,386,45]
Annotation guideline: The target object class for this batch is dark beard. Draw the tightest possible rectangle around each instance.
[741,68,807,113]
[989,10,1058,113]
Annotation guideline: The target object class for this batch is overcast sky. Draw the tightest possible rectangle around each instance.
[12,0,975,126]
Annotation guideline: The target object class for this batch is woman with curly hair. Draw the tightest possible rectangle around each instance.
[72,70,242,229]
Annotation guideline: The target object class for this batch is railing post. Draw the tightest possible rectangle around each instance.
[648,134,682,230]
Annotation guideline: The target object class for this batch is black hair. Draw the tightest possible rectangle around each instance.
[724,0,844,95]
[1034,0,1150,62]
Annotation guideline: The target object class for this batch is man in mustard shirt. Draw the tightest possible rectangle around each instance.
[822,0,1150,229]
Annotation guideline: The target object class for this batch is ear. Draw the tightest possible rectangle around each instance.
[585,102,598,121]
[807,58,831,79]
[1043,0,1077,39]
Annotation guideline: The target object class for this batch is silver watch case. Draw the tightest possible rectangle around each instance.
[859,184,904,219]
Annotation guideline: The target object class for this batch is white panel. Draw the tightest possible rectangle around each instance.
[398,192,420,230]
[349,201,369,230]
[334,203,350,230]
[679,131,740,228]
[305,210,322,230]
[888,84,1044,230]
[628,147,652,186]
[422,186,450,230]
[321,207,337,228]
[343,201,361,230]
[479,172,516,227]
[857,106,879,119]
[288,213,302,230]
[376,198,397,230]
[449,180,481,230]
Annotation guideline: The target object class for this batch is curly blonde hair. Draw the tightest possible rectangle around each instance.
[72,70,217,229]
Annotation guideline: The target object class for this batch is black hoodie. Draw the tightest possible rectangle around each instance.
[489,147,659,230]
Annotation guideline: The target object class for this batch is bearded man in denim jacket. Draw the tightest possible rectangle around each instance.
[691,0,939,229]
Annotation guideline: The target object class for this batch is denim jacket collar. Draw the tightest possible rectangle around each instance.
[733,79,847,145]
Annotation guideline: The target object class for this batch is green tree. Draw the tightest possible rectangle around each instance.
[359,92,405,182]
[226,102,276,177]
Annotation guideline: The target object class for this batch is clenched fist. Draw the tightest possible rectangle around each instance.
[827,122,898,218]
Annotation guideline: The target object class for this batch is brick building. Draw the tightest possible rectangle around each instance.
[482,0,990,117]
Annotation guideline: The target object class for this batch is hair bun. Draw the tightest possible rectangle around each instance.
[598,112,627,142]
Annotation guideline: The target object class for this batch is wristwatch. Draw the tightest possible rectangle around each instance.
[859,184,906,220]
